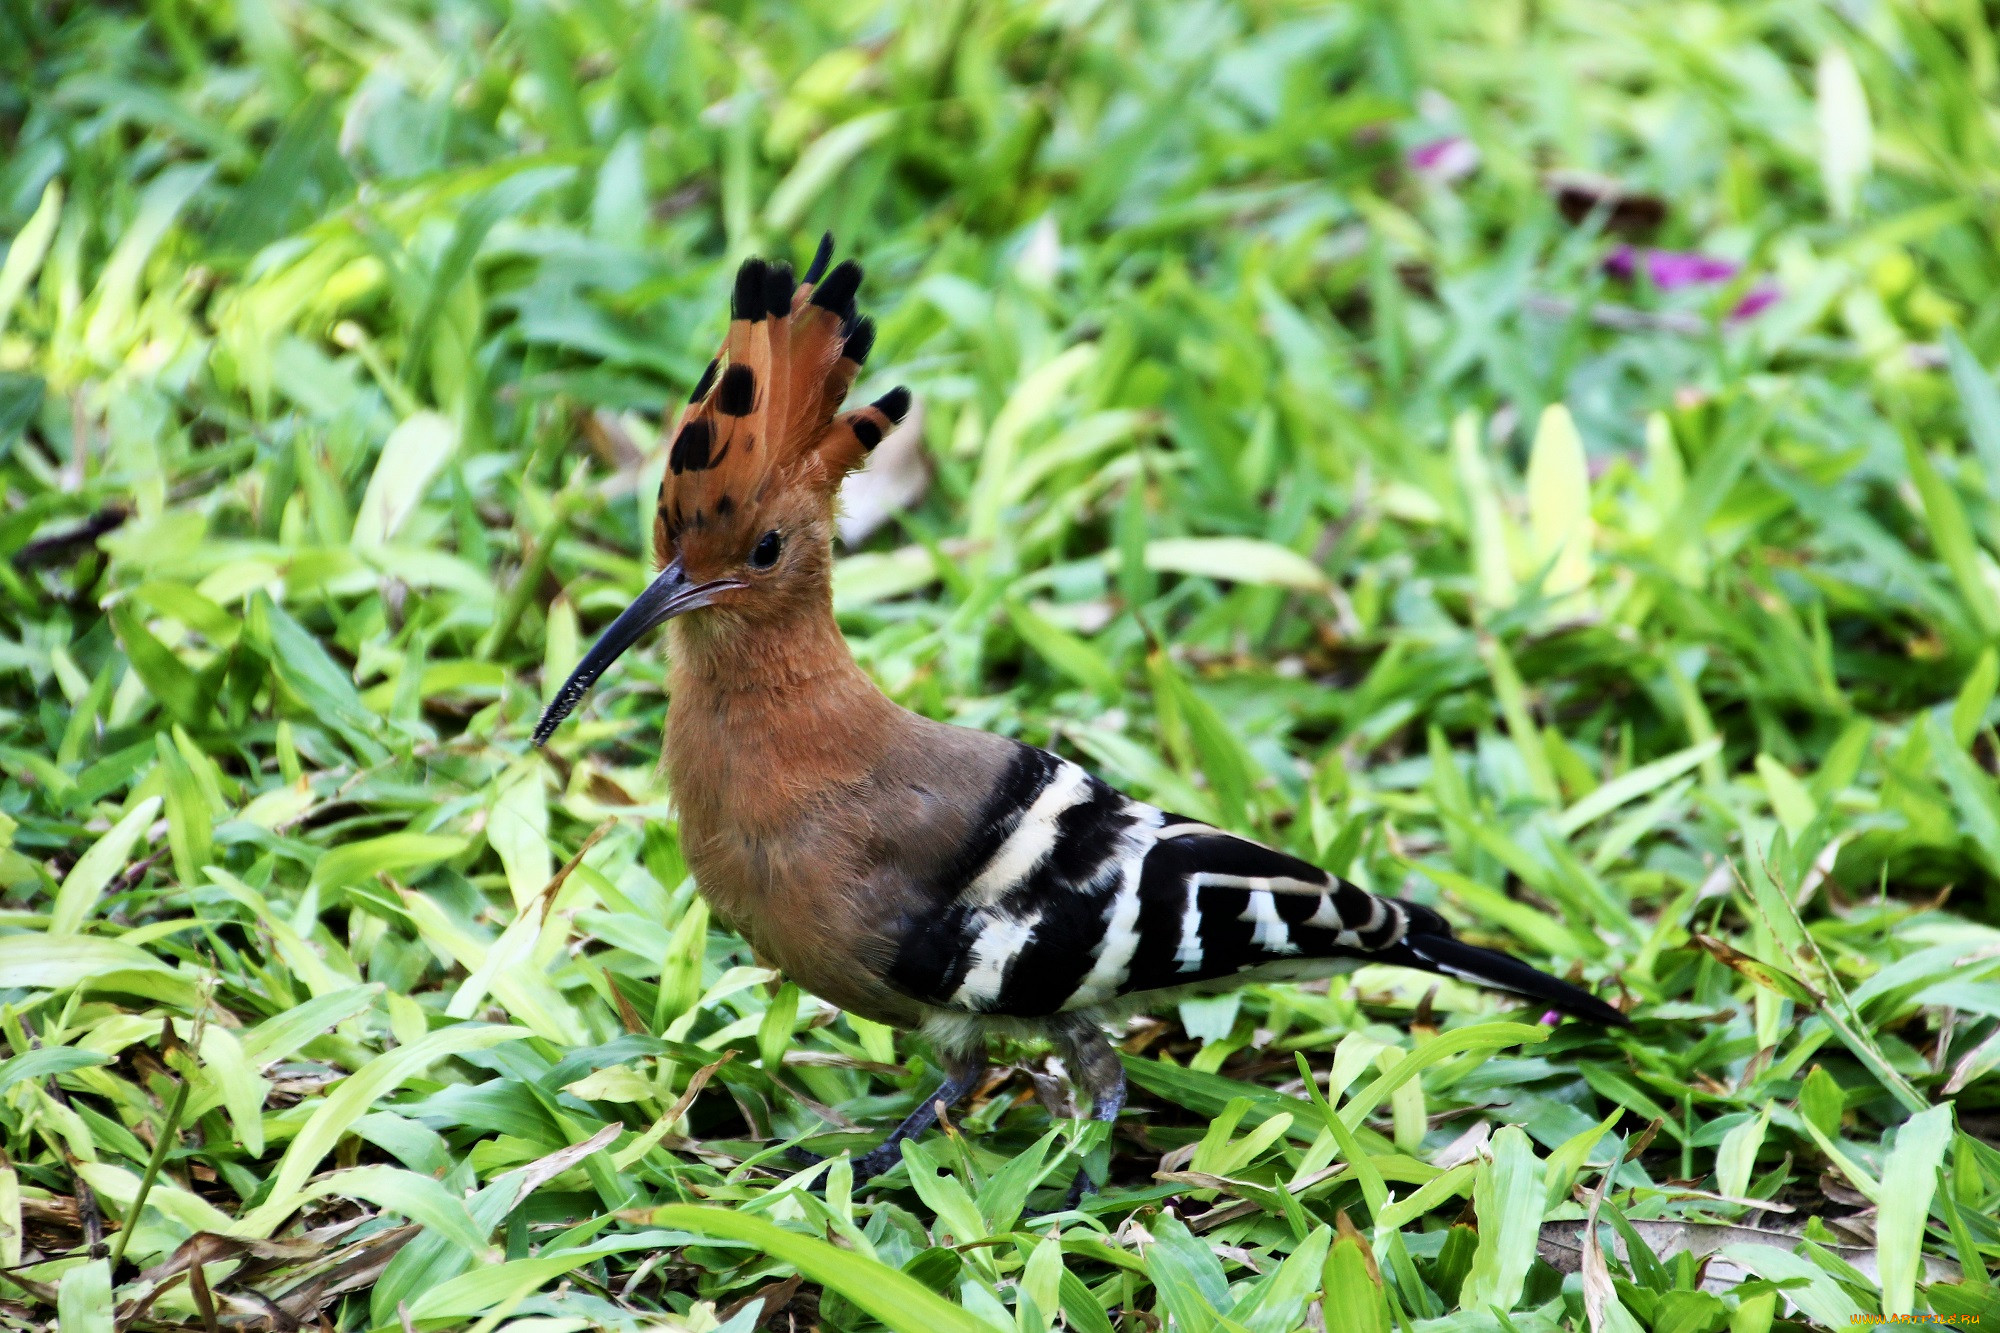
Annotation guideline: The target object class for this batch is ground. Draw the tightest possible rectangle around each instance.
[2,0,1999,1330]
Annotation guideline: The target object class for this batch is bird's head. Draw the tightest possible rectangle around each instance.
[534,237,906,744]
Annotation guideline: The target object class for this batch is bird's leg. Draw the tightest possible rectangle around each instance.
[791,1053,988,1182]
[1056,1019,1127,1208]
[851,1055,987,1180]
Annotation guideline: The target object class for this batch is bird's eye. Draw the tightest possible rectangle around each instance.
[749,530,783,569]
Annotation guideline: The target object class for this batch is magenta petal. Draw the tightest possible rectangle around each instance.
[1648,250,1741,287]
[1728,282,1782,321]
[1409,136,1479,181]
[1601,247,1742,288]
[1539,1009,1564,1027]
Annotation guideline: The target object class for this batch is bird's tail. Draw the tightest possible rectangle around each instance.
[1400,928,1629,1027]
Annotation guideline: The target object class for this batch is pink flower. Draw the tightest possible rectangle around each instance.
[1728,282,1782,322]
[1601,245,1782,323]
[1539,1009,1563,1026]
[1409,136,1480,182]
[1604,245,1742,288]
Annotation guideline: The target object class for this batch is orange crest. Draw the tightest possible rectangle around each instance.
[654,236,909,570]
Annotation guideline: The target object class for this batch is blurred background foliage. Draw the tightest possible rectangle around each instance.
[4,0,2000,1328]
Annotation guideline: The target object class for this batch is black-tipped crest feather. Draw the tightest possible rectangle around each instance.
[731,259,769,322]
[689,358,718,403]
[763,262,795,318]
[810,260,863,315]
[717,364,756,416]
[842,317,877,365]
[803,232,834,285]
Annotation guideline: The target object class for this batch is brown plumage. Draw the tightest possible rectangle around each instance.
[537,239,1627,1199]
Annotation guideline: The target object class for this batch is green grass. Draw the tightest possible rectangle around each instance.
[4,0,2000,1328]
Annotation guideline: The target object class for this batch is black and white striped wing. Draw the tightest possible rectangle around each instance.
[882,743,1628,1026]
[884,745,1426,1018]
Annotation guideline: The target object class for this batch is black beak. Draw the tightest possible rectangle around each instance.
[532,556,736,745]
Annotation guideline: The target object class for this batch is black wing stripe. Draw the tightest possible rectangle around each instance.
[885,783,1624,1027]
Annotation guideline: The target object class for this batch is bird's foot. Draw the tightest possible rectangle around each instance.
[849,1142,904,1183]
[783,1142,902,1186]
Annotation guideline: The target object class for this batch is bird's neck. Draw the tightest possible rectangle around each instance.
[662,568,898,824]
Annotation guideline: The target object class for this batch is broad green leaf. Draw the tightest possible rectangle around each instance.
[835,546,941,611]
[487,761,551,910]
[310,832,468,896]
[564,1064,654,1102]
[1877,1105,1954,1315]
[1555,740,1717,836]
[1483,636,1559,804]
[1952,647,1997,748]
[1320,1228,1390,1333]
[49,795,160,934]
[899,1137,990,1246]
[1542,1108,1620,1212]
[1754,755,1816,838]
[352,410,458,547]
[0,180,62,338]
[1007,600,1119,696]
[154,730,213,888]
[1816,48,1872,220]
[1903,433,2000,636]
[110,604,212,729]
[1143,537,1329,592]
[766,111,897,230]
[968,345,1097,546]
[1142,1211,1229,1333]
[56,1258,112,1333]
[1928,713,2000,876]
[76,1160,234,1234]
[1233,1225,1331,1333]
[1715,1107,1770,1201]
[1453,410,1519,609]
[237,1022,531,1237]
[82,163,213,362]
[1526,403,1594,601]
[246,592,389,762]
[305,1165,494,1259]
[0,1166,17,1267]
[0,934,170,989]
[647,1203,1004,1333]
[1460,1125,1543,1313]
[0,1046,111,1097]
[1344,1024,1549,1130]
[196,1024,269,1158]
[1721,1245,1864,1327]
[1945,329,2000,497]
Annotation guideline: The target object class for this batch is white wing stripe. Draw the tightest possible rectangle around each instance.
[1241,890,1299,955]
[1067,854,1147,1007]
[965,762,1093,904]
[1174,881,1205,973]
[1305,896,1344,929]
[950,910,1042,1007]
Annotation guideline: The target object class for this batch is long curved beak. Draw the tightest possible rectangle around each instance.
[532,556,737,745]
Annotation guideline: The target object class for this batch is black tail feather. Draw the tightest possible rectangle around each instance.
[1402,931,1629,1027]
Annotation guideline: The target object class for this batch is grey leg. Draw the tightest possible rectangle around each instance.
[1055,1019,1127,1207]
[790,1053,987,1182]
[850,1058,988,1180]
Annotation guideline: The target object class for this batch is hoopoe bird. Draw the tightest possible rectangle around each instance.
[536,237,1626,1191]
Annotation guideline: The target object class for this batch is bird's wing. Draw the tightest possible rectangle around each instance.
[880,743,1625,1026]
